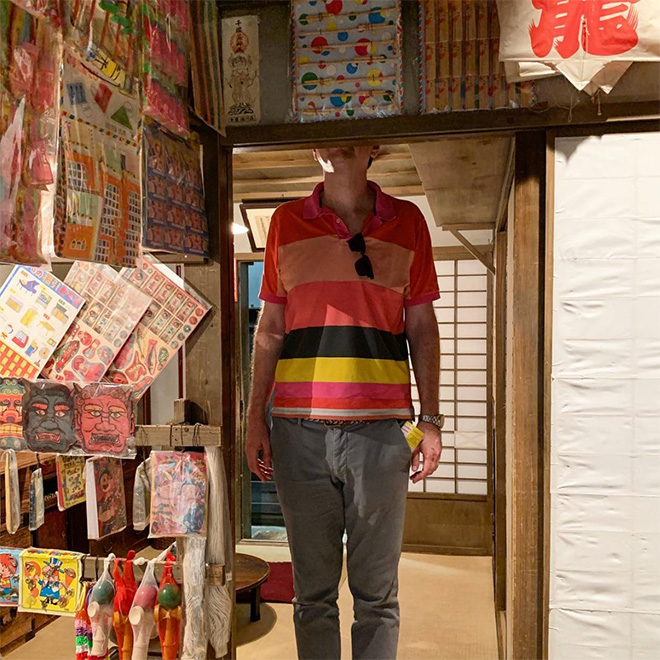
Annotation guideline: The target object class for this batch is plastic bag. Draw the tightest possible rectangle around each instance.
[132,456,152,532]
[88,554,116,659]
[150,451,208,538]
[155,552,182,660]
[28,466,44,530]
[3,449,20,534]
[113,551,138,660]
[129,557,159,660]
[0,3,61,265]
[140,0,190,136]
[75,581,94,660]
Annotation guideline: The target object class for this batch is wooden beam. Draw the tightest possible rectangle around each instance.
[495,140,515,233]
[507,130,547,660]
[447,229,494,273]
[441,222,495,231]
[432,245,492,261]
[135,425,221,447]
[236,185,425,201]
[222,101,660,148]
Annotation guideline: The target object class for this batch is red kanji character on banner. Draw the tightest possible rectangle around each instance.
[530,0,641,58]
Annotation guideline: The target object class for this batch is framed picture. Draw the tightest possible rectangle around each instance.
[239,201,291,252]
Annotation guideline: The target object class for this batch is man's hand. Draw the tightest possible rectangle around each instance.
[246,418,274,483]
[410,421,442,484]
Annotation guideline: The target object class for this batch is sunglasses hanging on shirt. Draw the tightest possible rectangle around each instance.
[348,232,374,280]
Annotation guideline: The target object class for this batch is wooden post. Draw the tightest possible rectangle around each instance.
[506,131,547,660]
[185,125,236,659]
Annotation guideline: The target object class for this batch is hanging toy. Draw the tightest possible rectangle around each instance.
[113,550,137,660]
[154,552,182,660]
[88,555,115,660]
[75,582,94,660]
[129,557,159,660]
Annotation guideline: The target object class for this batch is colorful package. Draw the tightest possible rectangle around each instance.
[0,546,21,606]
[42,262,151,383]
[56,454,87,510]
[74,383,136,458]
[55,51,141,267]
[140,0,190,136]
[22,380,76,453]
[292,0,403,121]
[64,0,139,90]
[19,547,82,616]
[0,1,61,264]
[28,467,44,531]
[105,256,211,400]
[0,266,84,379]
[75,581,94,659]
[0,377,26,450]
[143,121,209,256]
[150,451,207,537]
[86,456,127,540]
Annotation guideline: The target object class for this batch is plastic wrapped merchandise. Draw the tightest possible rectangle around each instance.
[132,456,152,532]
[180,536,207,660]
[28,466,44,530]
[0,2,61,265]
[88,554,116,658]
[291,0,404,121]
[3,449,21,534]
[128,556,159,660]
[154,552,182,660]
[140,0,191,136]
[75,581,94,660]
[113,551,138,660]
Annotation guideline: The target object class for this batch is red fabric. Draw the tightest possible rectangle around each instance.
[260,562,295,604]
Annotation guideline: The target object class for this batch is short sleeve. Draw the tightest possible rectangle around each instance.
[259,211,287,305]
[405,210,440,307]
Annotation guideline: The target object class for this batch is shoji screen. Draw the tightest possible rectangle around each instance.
[410,258,491,496]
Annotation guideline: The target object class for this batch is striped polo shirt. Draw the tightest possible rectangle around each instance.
[259,181,440,420]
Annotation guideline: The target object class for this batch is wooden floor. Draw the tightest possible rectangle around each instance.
[6,552,498,660]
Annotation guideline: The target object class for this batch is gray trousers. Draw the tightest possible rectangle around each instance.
[270,417,411,660]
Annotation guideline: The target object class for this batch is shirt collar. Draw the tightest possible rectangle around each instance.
[302,181,396,223]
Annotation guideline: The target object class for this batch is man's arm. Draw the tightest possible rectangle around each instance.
[246,302,285,482]
[405,302,442,484]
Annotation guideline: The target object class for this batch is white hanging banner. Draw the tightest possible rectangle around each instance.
[496,0,660,92]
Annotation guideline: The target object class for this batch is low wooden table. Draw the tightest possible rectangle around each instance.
[235,553,270,622]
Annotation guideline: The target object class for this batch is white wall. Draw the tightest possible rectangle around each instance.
[550,132,660,659]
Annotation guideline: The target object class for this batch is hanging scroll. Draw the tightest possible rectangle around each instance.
[292,0,403,121]
[419,0,535,112]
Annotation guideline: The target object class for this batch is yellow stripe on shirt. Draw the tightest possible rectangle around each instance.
[275,357,411,385]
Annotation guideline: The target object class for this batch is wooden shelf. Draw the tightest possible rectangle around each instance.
[135,425,222,448]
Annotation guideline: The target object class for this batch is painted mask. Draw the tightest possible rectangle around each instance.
[22,381,76,453]
[0,378,26,450]
[74,384,134,455]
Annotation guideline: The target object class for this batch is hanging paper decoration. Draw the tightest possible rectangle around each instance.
[292,0,403,122]
[189,0,225,134]
[42,262,150,383]
[0,546,21,606]
[29,466,44,531]
[55,51,141,267]
[0,2,62,265]
[128,556,158,660]
[140,0,190,136]
[63,0,139,92]
[75,581,94,660]
[155,552,182,660]
[85,456,127,539]
[22,381,76,453]
[8,1,60,24]
[150,451,208,538]
[0,266,84,379]
[88,555,115,656]
[56,454,87,510]
[3,449,21,534]
[73,383,136,458]
[496,0,660,94]
[19,548,82,616]
[105,256,211,401]
[221,14,260,125]
[142,121,209,257]
[0,378,26,450]
[113,550,137,660]
[419,0,535,113]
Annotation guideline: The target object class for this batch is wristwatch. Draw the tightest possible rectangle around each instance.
[419,414,445,430]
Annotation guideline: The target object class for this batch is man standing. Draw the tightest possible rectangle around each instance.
[246,145,443,660]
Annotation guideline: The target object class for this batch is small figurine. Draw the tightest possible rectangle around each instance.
[88,557,115,659]
[129,557,159,660]
[113,551,137,660]
[154,553,181,660]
